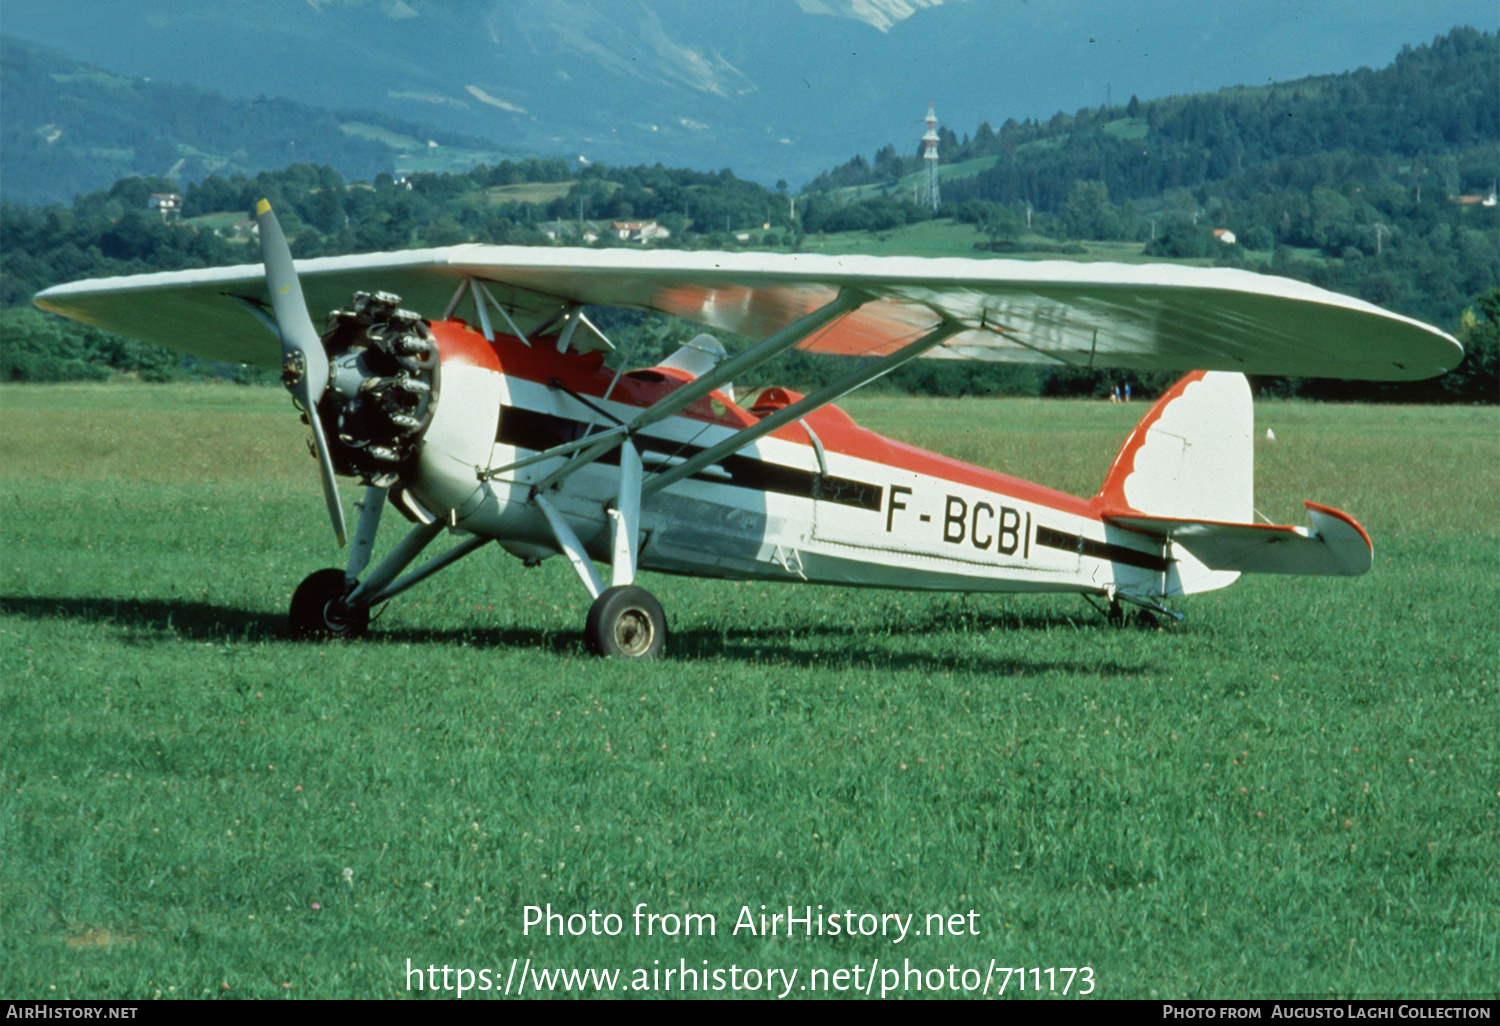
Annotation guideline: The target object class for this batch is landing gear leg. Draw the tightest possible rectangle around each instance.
[535,441,667,658]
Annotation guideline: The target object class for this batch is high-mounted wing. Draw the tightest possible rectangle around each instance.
[34,246,1461,380]
[34,248,497,369]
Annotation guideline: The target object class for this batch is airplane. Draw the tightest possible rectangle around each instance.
[32,201,1463,657]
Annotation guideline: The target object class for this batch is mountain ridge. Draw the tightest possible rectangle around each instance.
[3,0,1493,189]
[0,36,519,205]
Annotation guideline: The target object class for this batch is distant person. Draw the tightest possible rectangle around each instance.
[1110,385,1120,403]
[1124,383,1132,402]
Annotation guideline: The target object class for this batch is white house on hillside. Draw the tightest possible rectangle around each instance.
[148,193,182,217]
[612,220,670,243]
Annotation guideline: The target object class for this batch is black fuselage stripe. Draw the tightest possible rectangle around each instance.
[1034,524,1170,572]
[496,405,883,511]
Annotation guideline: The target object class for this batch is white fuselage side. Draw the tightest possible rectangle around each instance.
[407,358,1183,600]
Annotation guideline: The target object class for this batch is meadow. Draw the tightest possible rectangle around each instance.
[1,383,1495,999]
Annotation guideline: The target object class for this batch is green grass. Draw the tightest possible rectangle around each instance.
[834,154,1006,203]
[2,383,1496,999]
[340,122,513,176]
[1102,118,1150,141]
[483,182,575,206]
[49,71,133,89]
[394,150,513,177]
[340,122,428,150]
[182,212,247,232]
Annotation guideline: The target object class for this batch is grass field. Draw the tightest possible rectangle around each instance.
[483,181,575,207]
[2,384,1496,1000]
[833,154,1007,203]
[338,122,513,177]
[182,212,247,232]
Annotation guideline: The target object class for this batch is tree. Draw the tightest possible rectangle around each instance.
[1060,180,1121,240]
[1441,289,1500,401]
[1144,216,1216,258]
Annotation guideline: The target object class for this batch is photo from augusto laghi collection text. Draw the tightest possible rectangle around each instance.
[402,902,1097,997]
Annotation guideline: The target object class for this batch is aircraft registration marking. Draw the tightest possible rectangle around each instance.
[886,485,1031,560]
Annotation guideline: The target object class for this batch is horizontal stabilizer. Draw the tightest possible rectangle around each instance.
[1105,501,1373,577]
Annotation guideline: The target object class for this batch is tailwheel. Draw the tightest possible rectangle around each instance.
[585,586,667,659]
[289,567,369,640]
[1107,598,1126,628]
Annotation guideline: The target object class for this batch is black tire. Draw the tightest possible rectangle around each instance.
[289,567,369,640]
[585,586,667,658]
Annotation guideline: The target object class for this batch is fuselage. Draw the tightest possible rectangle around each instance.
[405,319,1192,600]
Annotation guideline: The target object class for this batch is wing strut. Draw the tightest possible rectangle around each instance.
[609,442,644,588]
[640,318,965,497]
[527,287,870,494]
[515,290,871,592]
[534,493,606,598]
[446,276,537,346]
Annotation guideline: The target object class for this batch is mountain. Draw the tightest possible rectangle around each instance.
[0,37,515,205]
[2,0,1494,188]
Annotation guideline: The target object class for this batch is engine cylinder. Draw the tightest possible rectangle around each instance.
[316,291,441,486]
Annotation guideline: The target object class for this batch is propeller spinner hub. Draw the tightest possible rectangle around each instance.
[281,350,306,390]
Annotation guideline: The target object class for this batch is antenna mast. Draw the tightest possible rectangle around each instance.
[921,100,941,212]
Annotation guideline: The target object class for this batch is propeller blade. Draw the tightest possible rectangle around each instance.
[255,199,329,397]
[307,409,348,548]
[255,199,347,546]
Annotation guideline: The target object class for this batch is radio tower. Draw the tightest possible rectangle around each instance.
[921,100,941,211]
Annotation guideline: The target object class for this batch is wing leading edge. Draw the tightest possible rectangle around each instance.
[34,246,1462,380]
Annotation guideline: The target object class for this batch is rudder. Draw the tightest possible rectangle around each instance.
[1094,371,1254,521]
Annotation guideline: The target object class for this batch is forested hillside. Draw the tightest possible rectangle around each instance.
[0,37,510,206]
[3,28,1495,401]
[802,28,1498,329]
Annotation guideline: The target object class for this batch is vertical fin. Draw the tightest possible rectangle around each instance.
[1095,371,1253,522]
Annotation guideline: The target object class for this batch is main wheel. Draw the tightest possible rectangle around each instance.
[585,586,667,658]
[289,567,369,640]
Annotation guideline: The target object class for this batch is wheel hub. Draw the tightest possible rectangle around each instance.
[614,608,655,655]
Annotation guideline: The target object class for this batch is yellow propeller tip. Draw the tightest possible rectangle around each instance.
[255,199,272,216]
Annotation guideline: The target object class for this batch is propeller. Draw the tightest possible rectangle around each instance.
[255,199,348,546]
